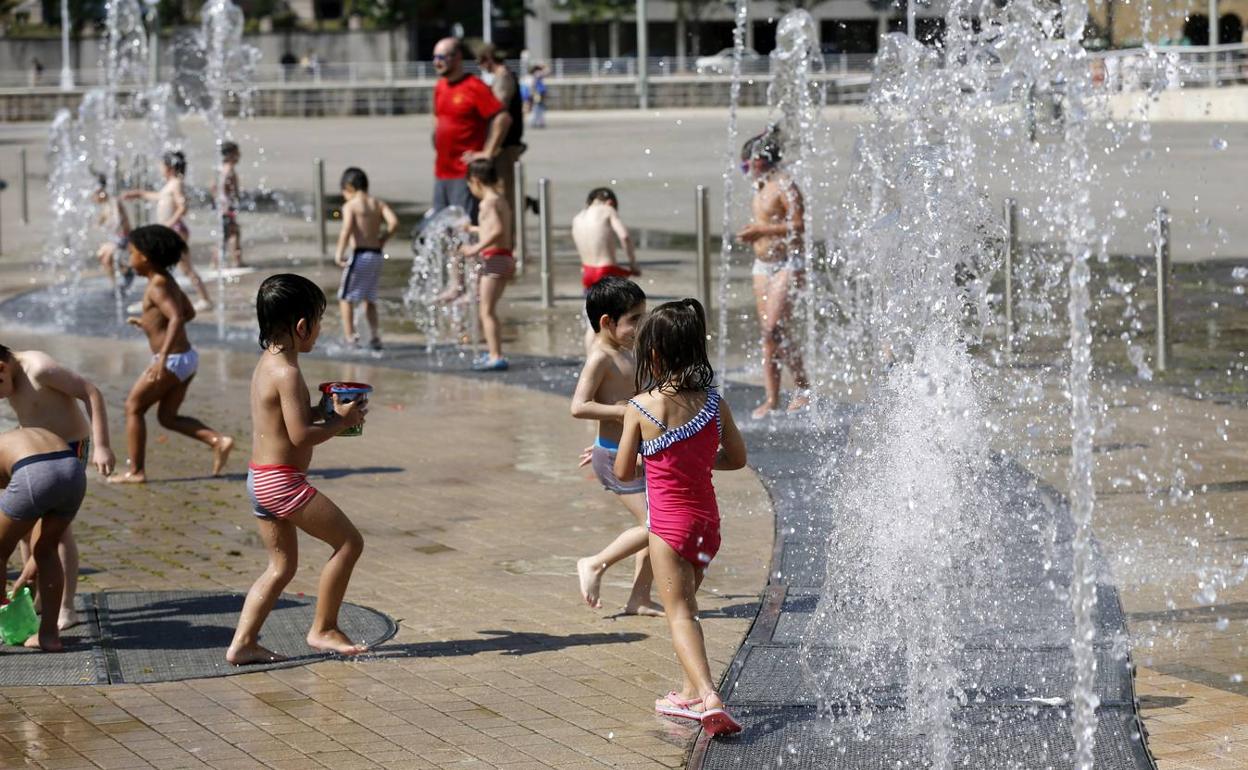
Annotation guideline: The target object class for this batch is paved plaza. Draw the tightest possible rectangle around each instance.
[0,108,1244,768]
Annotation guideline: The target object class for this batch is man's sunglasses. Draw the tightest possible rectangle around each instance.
[433,53,456,62]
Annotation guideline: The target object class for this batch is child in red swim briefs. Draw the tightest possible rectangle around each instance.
[573,187,641,351]
[226,274,368,666]
[461,159,515,371]
[614,298,748,738]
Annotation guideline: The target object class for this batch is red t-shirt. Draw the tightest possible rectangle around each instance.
[434,75,503,180]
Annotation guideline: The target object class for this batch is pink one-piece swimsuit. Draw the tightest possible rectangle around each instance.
[629,388,723,567]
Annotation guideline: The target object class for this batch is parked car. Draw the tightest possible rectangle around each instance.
[695,47,763,75]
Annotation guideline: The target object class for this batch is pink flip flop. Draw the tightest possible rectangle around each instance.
[655,691,703,721]
[699,707,743,737]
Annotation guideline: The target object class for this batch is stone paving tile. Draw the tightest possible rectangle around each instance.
[1,330,772,769]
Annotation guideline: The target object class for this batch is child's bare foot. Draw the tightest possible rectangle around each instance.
[787,390,811,413]
[108,470,147,484]
[576,557,604,609]
[306,629,369,656]
[752,401,778,419]
[226,642,287,665]
[623,600,665,617]
[212,436,235,476]
[436,285,465,304]
[24,632,63,652]
[57,608,81,631]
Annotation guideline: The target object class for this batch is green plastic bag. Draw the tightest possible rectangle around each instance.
[0,587,39,645]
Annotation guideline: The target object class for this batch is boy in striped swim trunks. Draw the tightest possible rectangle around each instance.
[335,167,399,352]
[227,274,368,665]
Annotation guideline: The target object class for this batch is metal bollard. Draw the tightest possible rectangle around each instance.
[1003,197,1018,349]
[513,160,527,275]
[538,178,553,308]
[1155,206,1172,372]
[695,185,711,311]
[19,148,28,225]
[313,158,326,258]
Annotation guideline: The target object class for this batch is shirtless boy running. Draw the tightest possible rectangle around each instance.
[572,188,640,351]
[227,273,368,664]
[112,225,233,483]
[737,130,811,418]
[572,278,662,616]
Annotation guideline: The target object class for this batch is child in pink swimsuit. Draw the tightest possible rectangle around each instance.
[614,298,748,738]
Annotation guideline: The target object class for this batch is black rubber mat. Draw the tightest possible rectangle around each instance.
[98,591,397,683]
[0,591,397,685]
[727,644,1136,707]
[698,705,1153,770]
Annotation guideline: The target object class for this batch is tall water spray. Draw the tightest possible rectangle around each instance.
[405,207,471,359]
[182,0,260,338]
[787,0,1113,761]
[714,0,749,390]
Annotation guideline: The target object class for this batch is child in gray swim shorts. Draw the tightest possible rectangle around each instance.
[0,427,87,652]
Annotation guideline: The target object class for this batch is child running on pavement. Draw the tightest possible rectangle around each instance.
[572,188,640,352]
[0,427,87,652]
[227,274,368,664]
[111,225,234,484]
[212,141,244,269]
[572,278,662,617]
[615,298,747,737]
[334,167,398,351]
[0,343,114,630]
[124,151,213,311]
[462,158,515,371]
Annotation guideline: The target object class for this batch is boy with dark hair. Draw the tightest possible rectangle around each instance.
[0,427,87,652]
[573,187,639,291]
[572,187,640,351]
[227,273,368,665]
[111,225,234,483]
[0,343,113,630]
[212,141,244,269]
[335,167,398,351]
[571,277,661,616]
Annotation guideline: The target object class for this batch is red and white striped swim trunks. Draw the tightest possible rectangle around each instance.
[247,463,317,520]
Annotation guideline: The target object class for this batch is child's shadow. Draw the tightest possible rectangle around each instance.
[151,466,404,484]
[365,629,647,658]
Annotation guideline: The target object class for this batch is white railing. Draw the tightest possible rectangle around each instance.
[9,45,1248,92]
[4,53,879,89]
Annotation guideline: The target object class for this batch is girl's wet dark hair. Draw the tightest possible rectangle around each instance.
[257,273,327,351]
[129,224,187,270]
[585,276,645,332]
[341,166,368,192]
[163,150,186,176]
[634,298,714,395]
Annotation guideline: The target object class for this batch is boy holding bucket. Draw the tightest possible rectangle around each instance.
[226,274,370,665]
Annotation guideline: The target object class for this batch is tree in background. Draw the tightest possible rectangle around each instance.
[556,0,629,59]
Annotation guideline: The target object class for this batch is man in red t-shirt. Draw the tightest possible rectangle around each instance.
[431,37,512,223]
